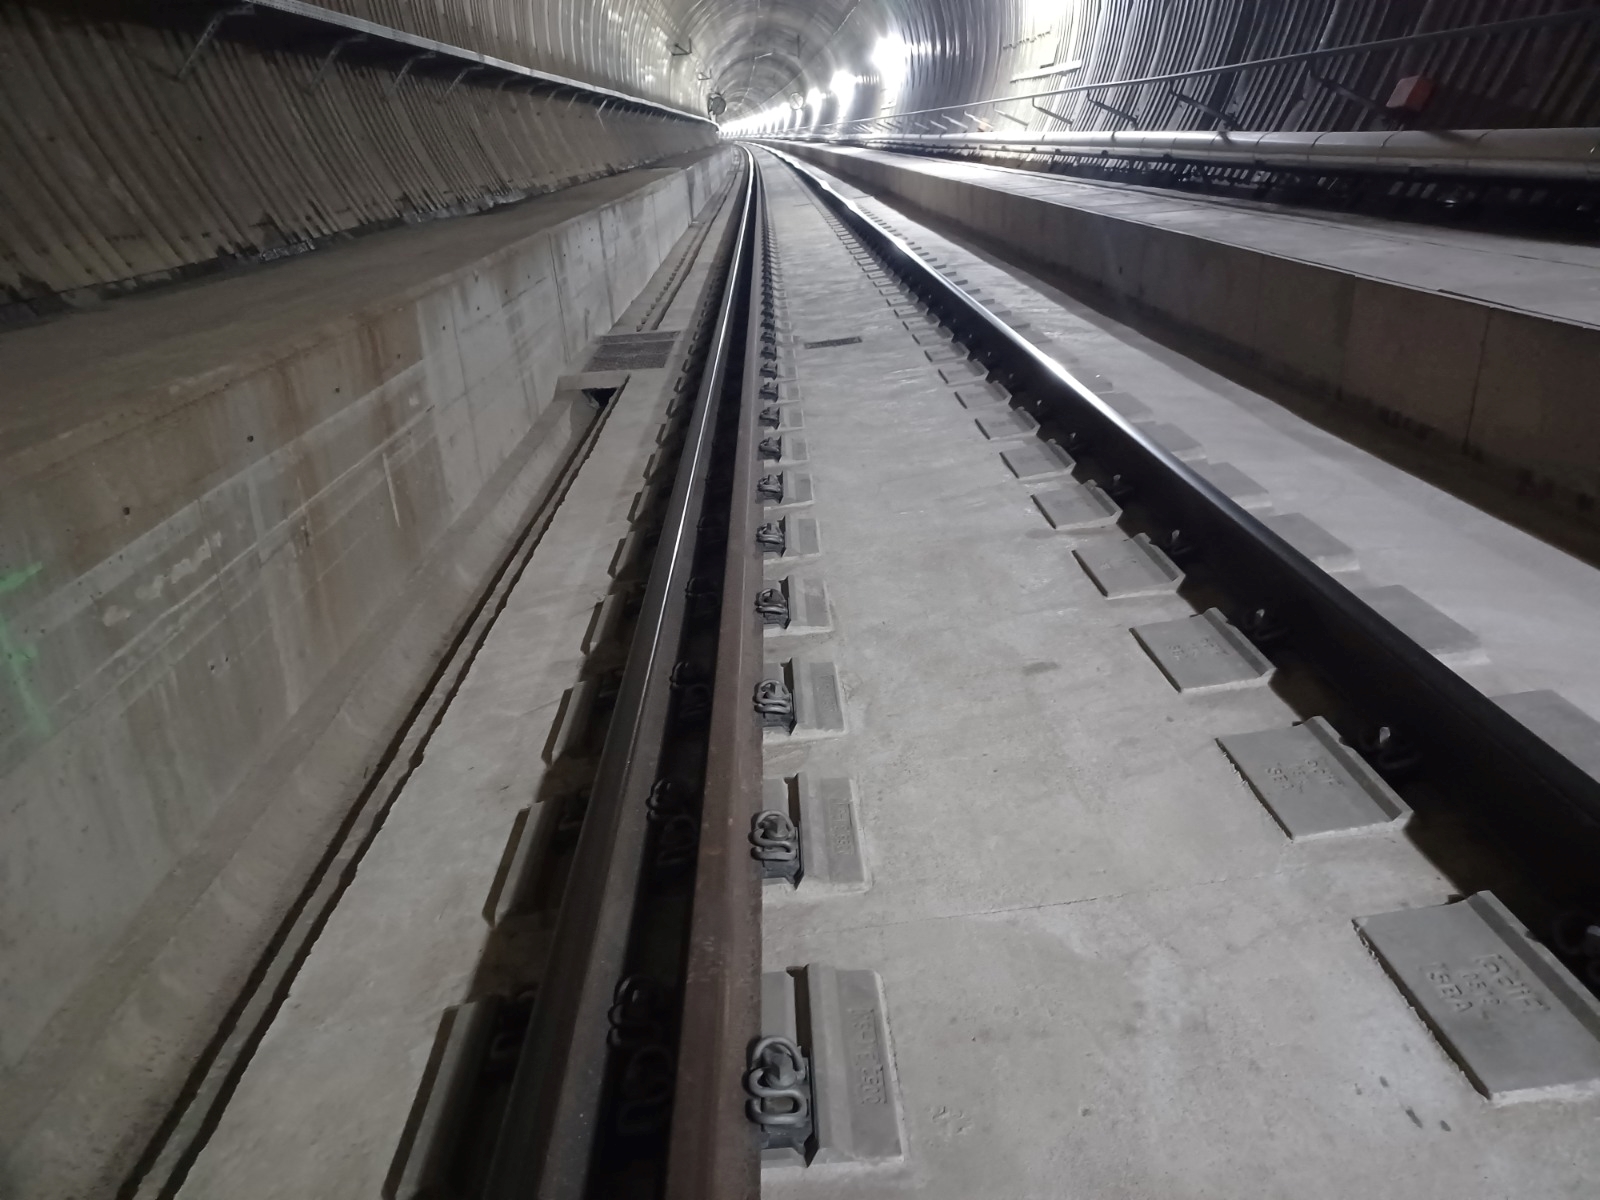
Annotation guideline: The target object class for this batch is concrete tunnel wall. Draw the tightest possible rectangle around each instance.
[0,146,737,1185]
[783,143,1600,523]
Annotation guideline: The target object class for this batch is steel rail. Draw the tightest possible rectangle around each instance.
[662,149,767,1200]
[176,0,715,123]
[816,7,1600,134]
[480,151,757,1200]
[789,127,1600,183]
[767,146,1600,907]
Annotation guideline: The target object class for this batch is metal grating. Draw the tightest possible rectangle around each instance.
[803,336,862,349]
[585,331,681,371]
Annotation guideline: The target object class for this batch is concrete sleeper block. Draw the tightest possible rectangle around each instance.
[955,381,1010,409]
[762,657,846,742]
[1074,533,1184,597]
[1143,421,1206,463]
[1261,512,1358,573]
[938,361,987,384]
[1131,608,1275,693]
[1494,691,1600,783]
[761,515,821,566]
[974,409,1040,442]
[1033,481,1121,531]
[763,572,832,640]
[1355,584,1486,666]
[1191,461,1272,512]
[1217,716,1411,839]
[1002,440,1076,481]
[1357,892,1600,1103]
[761,773,867,892]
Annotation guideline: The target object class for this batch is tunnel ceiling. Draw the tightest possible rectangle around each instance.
[316,0,1600,130]
[309,0,1023,120]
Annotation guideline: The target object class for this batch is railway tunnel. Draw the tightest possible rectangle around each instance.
[4,2,1600,1197]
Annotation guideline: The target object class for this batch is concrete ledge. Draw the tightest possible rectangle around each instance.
[780,144,1600,524]
[0,147,735,1197]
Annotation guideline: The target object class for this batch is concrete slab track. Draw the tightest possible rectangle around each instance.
[753,151,1600,1200]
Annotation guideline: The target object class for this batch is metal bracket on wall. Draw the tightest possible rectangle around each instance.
[443,64,484,98]
[306,32,366,89]
[1168,86,1238,130]
[164,0,713,123]
[1083,95,1140,127]
[176,4,256,79]
[388,51,437,95]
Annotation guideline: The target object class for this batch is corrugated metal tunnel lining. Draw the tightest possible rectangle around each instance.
[8,1,1599,309]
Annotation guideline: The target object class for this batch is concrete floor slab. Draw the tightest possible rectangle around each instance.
[754,151,1600,1200]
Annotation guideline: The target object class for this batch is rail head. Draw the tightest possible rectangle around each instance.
[662,146,768,1200]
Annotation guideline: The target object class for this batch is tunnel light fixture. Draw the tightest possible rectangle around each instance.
[830,69,858,124]
[872,32,910,97]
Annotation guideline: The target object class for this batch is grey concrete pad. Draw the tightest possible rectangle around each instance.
[763,573,832,641]
[1190,460,1273,511]
[1144,421,1206,462]
[1032,481,1121,530]
[1131,608,1276,693]
[766,405,805,431]
[545,678,607,762]
[924,345,971,365]
[759,432,809,467]
[1261,512,1360,573]
[609,527,656,581]
[912,330,952,346]
[1074,533,1184,598]
[1494,690,1600,782]
[1357,893,1600,1103]
[937,361,987,384]
[390,999,498,1200]
[762,470,814,511]
[1000,440,1076,481]
[762,657,846,743]
[763,515,821,565]
[1100,390,1153,423]
[802,965,904,1165]
[1356,584,1486,666]
[763,773,868,893]
[974,409,1040,441]
[582,591,628,656]
[1217,717,1411,840]
[759,382,802,407]
[953,381,1009,409]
